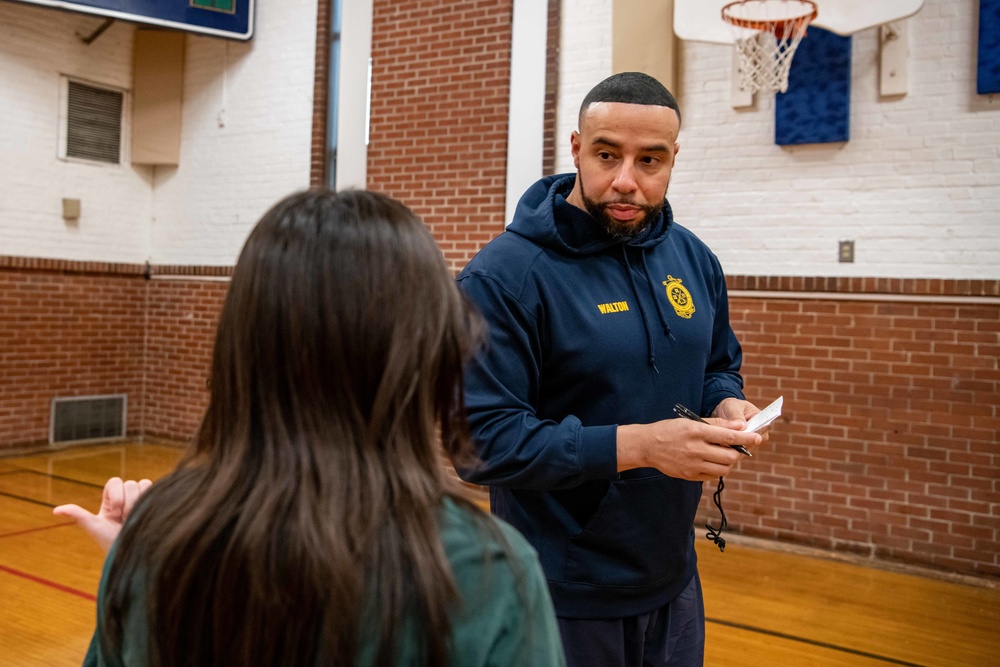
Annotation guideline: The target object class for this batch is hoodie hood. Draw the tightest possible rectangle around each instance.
[507,173,677,369]
[507,173,674,256]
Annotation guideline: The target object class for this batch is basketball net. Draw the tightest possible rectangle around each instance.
[722,0,817,94]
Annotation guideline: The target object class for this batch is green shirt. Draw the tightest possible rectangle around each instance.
[83,499,565,666]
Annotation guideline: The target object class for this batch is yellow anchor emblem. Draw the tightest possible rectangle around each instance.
[662,275,695,319]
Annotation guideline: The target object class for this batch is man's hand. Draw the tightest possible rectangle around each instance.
[617,418,761,481]
[712,397,770,453]
[53,477,151,552]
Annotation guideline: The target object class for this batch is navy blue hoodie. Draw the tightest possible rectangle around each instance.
[457,174,745,618]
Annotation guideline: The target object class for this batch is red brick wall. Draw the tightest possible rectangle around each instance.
[0,260,226,451]
[140,278,227,441]
[2,265,997,579]
[543,0,560,175]
[310,0,330,188]
[0,261,146,448]
[696,279,1000,578]
[367,0,513,272]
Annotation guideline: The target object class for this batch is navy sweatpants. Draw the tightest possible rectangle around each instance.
[556,572,705,667]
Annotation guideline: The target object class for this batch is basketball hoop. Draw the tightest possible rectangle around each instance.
[722,0,818,94]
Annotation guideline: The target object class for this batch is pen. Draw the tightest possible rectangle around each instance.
[673,404,752,457]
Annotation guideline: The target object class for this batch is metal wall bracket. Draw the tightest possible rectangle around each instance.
[77,18,115,45]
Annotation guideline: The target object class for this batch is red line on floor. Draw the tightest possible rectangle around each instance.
[0,521,75,540]
[0,564,96,601]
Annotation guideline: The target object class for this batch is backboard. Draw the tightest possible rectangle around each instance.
[8,0,255,41]
[674,0,925,43]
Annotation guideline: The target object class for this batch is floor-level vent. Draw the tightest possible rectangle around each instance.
[50,394,127,444]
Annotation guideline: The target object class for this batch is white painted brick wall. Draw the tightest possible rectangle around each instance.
[558,0,1000,279]
[0,0,316,266]
[0,4,151,263]
[556,0,613,173]
[150,0,316,265]
[4,0,995,278]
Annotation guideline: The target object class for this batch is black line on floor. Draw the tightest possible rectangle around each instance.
[5,468,103,489]
[0,490,56,508]
[706,617,927,667]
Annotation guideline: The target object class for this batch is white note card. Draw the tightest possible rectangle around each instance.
[745,396,783,433]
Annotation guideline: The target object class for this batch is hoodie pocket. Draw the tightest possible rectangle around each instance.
[564,474,695,589]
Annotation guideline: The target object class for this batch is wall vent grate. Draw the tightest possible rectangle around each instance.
[65,80,123,164]
[50,394,127,444]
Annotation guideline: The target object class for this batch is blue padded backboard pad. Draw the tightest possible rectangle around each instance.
[775,27,852,146]
[979,0,1000,94]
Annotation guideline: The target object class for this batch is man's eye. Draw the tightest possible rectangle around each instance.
[598,152,613,160]
[641,156,658,165]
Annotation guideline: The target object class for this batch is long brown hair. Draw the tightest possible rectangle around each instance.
[104,190,491,666]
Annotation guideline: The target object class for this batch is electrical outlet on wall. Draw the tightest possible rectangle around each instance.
[839,240,855,263]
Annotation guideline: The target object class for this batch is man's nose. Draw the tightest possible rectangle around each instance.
[611,163,638,193]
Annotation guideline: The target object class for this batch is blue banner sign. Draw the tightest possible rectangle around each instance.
[10,0,254,40]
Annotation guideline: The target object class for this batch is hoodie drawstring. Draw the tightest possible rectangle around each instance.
[641,251,675,342]
[623,247,673,373]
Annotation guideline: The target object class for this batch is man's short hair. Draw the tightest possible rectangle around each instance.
[579,72,681,127]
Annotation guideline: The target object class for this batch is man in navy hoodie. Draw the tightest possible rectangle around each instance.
[456,72,767,667]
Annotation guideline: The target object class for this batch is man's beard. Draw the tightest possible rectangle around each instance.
[578,175,667,239]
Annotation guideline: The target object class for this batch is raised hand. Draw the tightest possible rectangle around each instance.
[53,477,151,552]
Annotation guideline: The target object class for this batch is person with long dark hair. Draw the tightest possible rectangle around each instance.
[55,189,565,667]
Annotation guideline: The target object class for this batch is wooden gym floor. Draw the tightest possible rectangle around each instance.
[1,441,998,666]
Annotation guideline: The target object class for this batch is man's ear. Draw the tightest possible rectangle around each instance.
[571,131,582,169]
